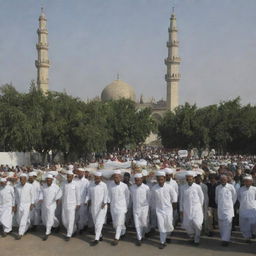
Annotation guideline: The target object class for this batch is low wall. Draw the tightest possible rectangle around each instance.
[0,152,31,166]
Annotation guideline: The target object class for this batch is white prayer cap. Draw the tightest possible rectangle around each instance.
[164,168,174,174]
[28,171,37,177]
[48,171,58,177]
[142,169,148,176]
[185,171,195,177]
[0,177,7,182]
[20,173,28,178]
[243,175,253,180]
[156,171,166,177]
[68,164,74,170]
[113,170,121,175]
[66,170,74,175]
[134,173,143,179]
[78,168,85,172]
[46,174,53,179]
[94,171,102,177]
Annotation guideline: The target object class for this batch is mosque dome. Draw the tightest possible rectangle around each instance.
[101,79,136,102]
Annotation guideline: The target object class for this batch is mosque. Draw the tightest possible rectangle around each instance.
[35,7,181,122]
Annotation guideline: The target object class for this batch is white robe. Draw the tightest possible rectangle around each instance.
[215,183,237,242]
[180,183,204,241]
[215,184,237,221]
[238,186,256,239]
[0,184,15,232]
[130,183,150,240]
[74,177,89,230]
[40,183,62,235]
[29,180,41,226]
[108,181,130,240]
[86,181,108,240]
[61,180,80,237]
[15,182,34,235]
[199,183,209,224]
[151,183,177,233]
[166,179,179,225]
[166,179,179,195]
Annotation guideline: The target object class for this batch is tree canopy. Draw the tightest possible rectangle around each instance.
[0,83,155,161]
[158,98,256,154]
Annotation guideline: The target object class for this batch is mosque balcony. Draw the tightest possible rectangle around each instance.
[36,43,48,50]
[35,60,50,68]
[165,57,181,64]
[37,28,48,34]
[39,16,47,21]
[165,73,181,82]
[166,41,179,47]
[168,27,178,33]
[37,78,49,84]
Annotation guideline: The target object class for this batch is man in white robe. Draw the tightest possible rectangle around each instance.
[164,168,179,226]
[74,168,89,234]
[40,174,62,241]
[130,173,150,246]
[215,174,237,246]
[180,171,204,245]
[86,171,108,246]
[108,170,130,246]
[195,174,209,235]
[151,171,177,249]
[14,174,35,239]
[142,170,157,234]
[61,170,81,241]
[237,175,256,242]
[28,172,41,230]
[0,177,15,236]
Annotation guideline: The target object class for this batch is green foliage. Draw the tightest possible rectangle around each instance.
[0,84,155,161]
[159,97,256,154]
[105,99,155,150]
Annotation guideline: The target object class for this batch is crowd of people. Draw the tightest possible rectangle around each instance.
[0,150,256,249]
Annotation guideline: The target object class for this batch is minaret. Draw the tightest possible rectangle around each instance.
[165,8,181,111]
[35,8,50,94]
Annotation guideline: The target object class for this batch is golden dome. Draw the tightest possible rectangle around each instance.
[101,79,136,102]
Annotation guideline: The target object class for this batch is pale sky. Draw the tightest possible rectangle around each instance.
[0,0,255,106]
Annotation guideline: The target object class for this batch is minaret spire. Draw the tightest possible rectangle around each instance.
[165,7,181,111]
[35,8,50,94]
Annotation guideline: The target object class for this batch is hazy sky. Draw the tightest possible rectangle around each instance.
[0,0,256,106]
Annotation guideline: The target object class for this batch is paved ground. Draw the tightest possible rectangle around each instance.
[0,225,255,256]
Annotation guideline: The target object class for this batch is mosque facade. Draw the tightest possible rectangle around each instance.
[36,7,181,118]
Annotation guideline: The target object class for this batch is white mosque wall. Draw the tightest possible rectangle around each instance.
[0,152,31,166]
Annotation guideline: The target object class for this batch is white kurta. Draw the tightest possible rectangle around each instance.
[130,183,150,240]
[166,179,179,195]
[15,182,34,235]
[166,179,179,225]
[216,184,237,221]
[108,181,130,240]
[61,180,80,237]
[199,183,209,223]
[215,183,237,242]
[180,183,204,242]
[151,183,177,233]
[86,181,108,240]
[238,186,256,239]
[30,180,41,226]
[0,184,15,232]
[40,183,62,235]
[74,177,89,230]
